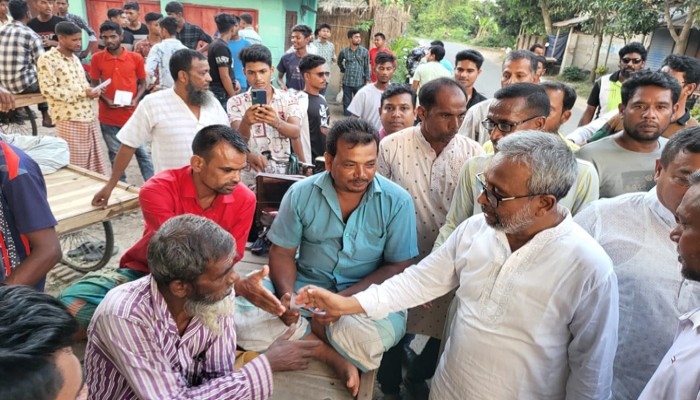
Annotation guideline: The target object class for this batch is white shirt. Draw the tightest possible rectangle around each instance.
[295,91,312,163]
[355,211,619,399]
[639,308,700,400]
[574,189,700,400]
[347,83,383,132]
[145,38,187,89]
[117,89,228,173]
[457,98,492,144]
[566,109,618,146]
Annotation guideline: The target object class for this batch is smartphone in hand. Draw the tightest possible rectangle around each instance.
[251,89,267,105]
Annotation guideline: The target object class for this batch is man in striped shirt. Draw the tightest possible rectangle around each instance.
[85,214,319,399]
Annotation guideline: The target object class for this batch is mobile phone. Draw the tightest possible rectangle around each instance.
[251,89,267,105]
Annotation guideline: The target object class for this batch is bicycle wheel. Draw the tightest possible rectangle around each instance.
[0,106,38,136]
[59,221,115,273]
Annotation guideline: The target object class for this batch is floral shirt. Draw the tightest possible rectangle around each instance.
[37,47,94,122]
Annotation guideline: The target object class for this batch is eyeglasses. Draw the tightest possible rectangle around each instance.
[481,115,542,133]
[314,71,330,78]
[475,172,538,209]
[621,57,643,65]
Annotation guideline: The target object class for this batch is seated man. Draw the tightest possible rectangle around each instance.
[85,214,319,399]
[377,83,416,141]
[0,285,82,400]
[60,125,268,337]
[434,83,599,248]
[575,126,700,399]
[235,118,418,397]
[299,131,619,399]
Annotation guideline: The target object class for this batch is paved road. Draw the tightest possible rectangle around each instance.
[418,39,585,134]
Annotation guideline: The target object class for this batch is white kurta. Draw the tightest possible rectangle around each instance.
[355,211,619,399]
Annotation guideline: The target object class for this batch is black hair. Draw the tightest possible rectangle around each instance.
[164,1,183,15]
[0,285,78,400]
[239,13,253,25]
[374,51,395,66]
[429,45,445,62]
[494,82,551,118]
[317,23,331,31]
[455,49,484,69]
[144,12,162,23]
[314,27,319,36]
[619,42,647,61]
[621,70,681,105]
[8,0,28,21]
[169,48,206,81]
[535,55,547,68]
[381,83,416,108]
[430,40,445,47]
[326,118,378,157]
[504,50,538,76]
[298,54,327,74]
[238,44,272,68]
[529,43,544,52]
[99,20,122,35]
[660,126,700,167]
[374,32,386,41]
[55,21,81,36]
[192,124,249,159]
[107,8,123,19]
[540,81,577,111]
[347,29,360,39]
[123,1,139,11]
[159,16,178,35]
[291,24,312,38]
[214,13,237,34]
[419,77,466,111]
[662,54,700,86]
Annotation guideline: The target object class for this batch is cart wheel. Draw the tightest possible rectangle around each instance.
[59,221,115,273]
[0,106,38,136]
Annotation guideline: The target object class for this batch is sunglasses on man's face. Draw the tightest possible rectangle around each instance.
[313,72,330,78]
[621,57,643,65]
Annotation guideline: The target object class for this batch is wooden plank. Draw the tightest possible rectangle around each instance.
[14,93,46,108]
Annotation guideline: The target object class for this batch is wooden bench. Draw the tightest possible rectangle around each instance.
[13,92,46,108]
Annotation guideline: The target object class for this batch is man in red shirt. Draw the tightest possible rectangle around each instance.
[90,20,153,183]
[58,125,277,339]
[369,32,394,82]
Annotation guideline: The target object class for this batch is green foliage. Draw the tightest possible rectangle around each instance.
[354,19,374,33]
[594,65,609,76]
[389,37,419,83]
[562,66,587,81]
[691,103,700,121]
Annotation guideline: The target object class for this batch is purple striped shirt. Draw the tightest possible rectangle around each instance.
[85,275,273,399]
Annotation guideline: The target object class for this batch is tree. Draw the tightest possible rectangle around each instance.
[663,0,697,54]
[539,0,554,35]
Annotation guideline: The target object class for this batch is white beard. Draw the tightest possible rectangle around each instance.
[184,296,234,336]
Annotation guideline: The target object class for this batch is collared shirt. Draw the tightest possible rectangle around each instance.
[0,17,10,27]
[120,166,255,273]
[355,211,619,399]
[90,48,146,127]
[116,88,229,173]
[457,98,492,144]
[133,37,158,59]
[85,275,273,400]
[378,126,483,259]
[575,188,700,400]
[176,22,212,50]
[466,87,487,110]
[145,38,187,89]
[337,45,370,87]
[267,172,418,293]
[639,307,700,400]
[577,134,667,198]
[313,39,335,72]
[0,21,44,93]
[37,47,94,122]
[347,83,383,132]
[239,27,262,46]
[433,153,599,249]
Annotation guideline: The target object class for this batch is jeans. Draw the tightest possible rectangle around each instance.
[100,123,154,182]
[342,84,362,116]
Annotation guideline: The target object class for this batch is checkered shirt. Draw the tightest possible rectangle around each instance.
[176,22,212,50]
[337,45,370,87]
[0,21,44,93]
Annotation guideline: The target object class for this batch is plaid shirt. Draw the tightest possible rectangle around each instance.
[337,45,370,87]
[0,21,44,93]
[176,22,212,50]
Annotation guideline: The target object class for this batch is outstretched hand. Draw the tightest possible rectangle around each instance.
[265,325,320,372]
[295,286,363,317]
[235,265,285,316]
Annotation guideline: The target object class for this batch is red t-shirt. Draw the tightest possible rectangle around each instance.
[369,47,394,82]
[89,48,146,127]
[120,166,256,273]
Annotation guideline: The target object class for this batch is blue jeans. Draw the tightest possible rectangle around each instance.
[342,84,362,116]
[100,123,154,182]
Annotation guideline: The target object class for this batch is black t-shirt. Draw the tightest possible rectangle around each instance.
[97,30,134,51]
[306,92,330,159]
[27,16,65,50]
[208,39,233,89]
[124,23,149,42]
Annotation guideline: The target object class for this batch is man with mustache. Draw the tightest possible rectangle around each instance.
[92,48,229,206]
[85,214,319,399]
[579,42,647,126]
[577,70,679,198]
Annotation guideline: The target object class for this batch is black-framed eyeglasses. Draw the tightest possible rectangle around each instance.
[621,57,643,65]
[481,115,542,133]
[314,71,330,78]
[476,172,539,208]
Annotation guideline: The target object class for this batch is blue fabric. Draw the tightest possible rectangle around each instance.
[228,38,251,91]
[100,123,154,182]
[440,59,454,74]
[267,172,418,292]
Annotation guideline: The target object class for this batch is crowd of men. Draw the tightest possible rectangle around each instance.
[0,1,700,399]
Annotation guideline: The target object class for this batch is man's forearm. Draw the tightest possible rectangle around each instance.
[268,245,298,297]
[337,259,413,297]
[106,145,137,187]
[276,119,300,139]
[3,228,61,286]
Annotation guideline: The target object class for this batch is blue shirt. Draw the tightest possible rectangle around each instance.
[268,172,418,292]
[227,37,251,91]
[440,59,454,74]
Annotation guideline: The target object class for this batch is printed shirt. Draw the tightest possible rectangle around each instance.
[85,275,273,400]
[89,48,146,127]
[145,38,187,89]
[356,211,618,399]
[133,37,157,59]
[176,22,212,50]
[37,47,94,122]
[268,172,418,293]
[313,39,335,72]
[337,46,370,87]
[0,141,57,283]
[0,21,44,93]
[120,166,255,273]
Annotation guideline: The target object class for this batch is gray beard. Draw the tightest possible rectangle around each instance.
[186,82,209,106]
[184,295,234,336]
